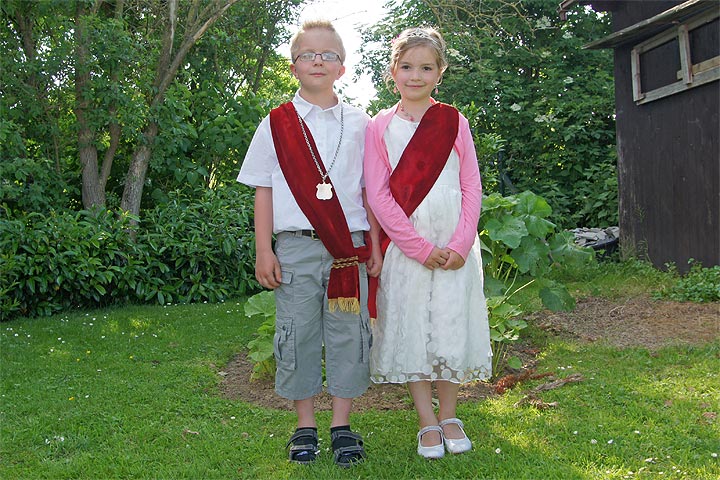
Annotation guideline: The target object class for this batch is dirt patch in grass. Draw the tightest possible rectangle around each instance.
[531,295,719,349]
[219,295,719,411]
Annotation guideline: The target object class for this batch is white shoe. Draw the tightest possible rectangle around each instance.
[416,425,445,459]
[439,418,472,454]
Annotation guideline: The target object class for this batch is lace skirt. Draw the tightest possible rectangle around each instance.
[370,187,492,384]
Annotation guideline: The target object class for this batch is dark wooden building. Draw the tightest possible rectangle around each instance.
[560,0,719,272]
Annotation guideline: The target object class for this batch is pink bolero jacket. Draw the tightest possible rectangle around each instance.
[363,103,482,264]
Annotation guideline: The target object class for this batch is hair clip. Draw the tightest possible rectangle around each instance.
[404,28,434,40]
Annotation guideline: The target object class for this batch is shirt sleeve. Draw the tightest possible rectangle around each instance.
[363,117,435,264]
[445,113,482,260]
[236,115,275,188]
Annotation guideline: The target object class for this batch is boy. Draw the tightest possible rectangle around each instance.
[237,19,381,468]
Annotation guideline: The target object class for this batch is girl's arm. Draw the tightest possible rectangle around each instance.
[445,114,482,261]
[363,119,435,265]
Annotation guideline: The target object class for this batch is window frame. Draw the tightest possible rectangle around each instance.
[630,8,719,104]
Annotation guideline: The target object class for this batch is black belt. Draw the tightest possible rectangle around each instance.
[297,229,320,240]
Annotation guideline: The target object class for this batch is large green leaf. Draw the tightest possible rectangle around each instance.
[511,236,550,275]
[243,290,276,320]
[485,216,527,249]
[481,193,517,214]
[515,191,553,218]
[483,276,508,297]
[549,231,595,268]
[522,215,556,238]
[538,279,576,311]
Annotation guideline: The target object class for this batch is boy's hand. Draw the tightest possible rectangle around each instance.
[422,247,450,270]
[255,251,282,289]
[440,248,465,270]
[366,249,383,277]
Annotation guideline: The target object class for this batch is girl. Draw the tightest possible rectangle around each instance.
[363,27,492,459]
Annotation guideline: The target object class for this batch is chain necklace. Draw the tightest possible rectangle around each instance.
[295,102,344,200]
[399,103,416,122]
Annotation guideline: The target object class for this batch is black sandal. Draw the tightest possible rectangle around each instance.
[285,428,319,464]
[331,430,367,468]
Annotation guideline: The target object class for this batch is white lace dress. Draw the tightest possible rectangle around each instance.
[370,116,493,384]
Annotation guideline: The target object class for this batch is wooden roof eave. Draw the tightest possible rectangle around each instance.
[583,0,718,49]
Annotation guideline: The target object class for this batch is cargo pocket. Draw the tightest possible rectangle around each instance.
[359,312,372,364]
[274,316,296,370]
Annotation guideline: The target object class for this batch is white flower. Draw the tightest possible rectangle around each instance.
[510,103,522,112]
[495,448,502,454]
[535,16,552,29]
[447,48,463,60]
[563,31,573,39]
[590,439,598,444]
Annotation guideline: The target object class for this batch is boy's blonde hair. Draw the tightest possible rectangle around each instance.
[385,27,448,88]
[289,19,346,64]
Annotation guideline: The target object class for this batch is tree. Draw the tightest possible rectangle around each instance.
[1,0,301,218]
[118,0,239,218]
[358,0,616,227]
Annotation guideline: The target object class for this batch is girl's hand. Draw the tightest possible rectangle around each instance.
[440,248,465,270]
[366,249,383,277]
[422,247,450,270]
[255,251,282,289]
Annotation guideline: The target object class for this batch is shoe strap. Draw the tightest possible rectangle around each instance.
[417,425,443,440]
[286,428,318,448]
[439,417,465,429]
[330,430,363,444]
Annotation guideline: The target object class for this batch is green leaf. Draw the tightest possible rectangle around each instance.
[511,236,550,275]
[247,339,274,362]
[506,356,523,369]
[538,279,575,311]
[486,216,527,249]
[481,193,517,213]
[522,215,556,238]
[515,191,553,218]
[244,291,276,319]
[483,278,507,297]
[549,231,594,268]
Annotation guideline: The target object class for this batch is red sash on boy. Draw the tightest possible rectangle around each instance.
[270,101,370,314]
[369,103,459,320]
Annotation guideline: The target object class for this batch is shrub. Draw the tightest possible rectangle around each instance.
[655,261,720,303]
[0,184,259,321]
[479,190,595,374]
[243,291,276,380]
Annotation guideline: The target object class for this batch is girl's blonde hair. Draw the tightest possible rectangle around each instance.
[385,27,448,89]
[289,19,346,64]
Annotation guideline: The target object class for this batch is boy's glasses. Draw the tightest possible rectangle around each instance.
[294,51,342,63]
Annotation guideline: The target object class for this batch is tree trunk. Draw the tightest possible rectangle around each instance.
[119,0,238,218]
[74,2,105,209]
[120,122,159,218]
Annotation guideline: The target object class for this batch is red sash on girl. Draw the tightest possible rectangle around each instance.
[270,102,370,314]
[369,103,459,320]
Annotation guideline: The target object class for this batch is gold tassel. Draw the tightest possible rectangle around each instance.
[328,297,360,314]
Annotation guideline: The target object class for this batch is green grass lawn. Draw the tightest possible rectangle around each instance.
[2,288,719,479]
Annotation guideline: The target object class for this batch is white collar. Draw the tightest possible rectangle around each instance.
[292,91,345,122]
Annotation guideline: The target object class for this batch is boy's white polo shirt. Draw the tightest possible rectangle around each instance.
[237,92,370,233]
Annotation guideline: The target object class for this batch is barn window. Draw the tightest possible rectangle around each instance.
[631,8,719,104]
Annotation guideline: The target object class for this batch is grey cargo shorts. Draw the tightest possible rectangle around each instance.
[273,230,371,401]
